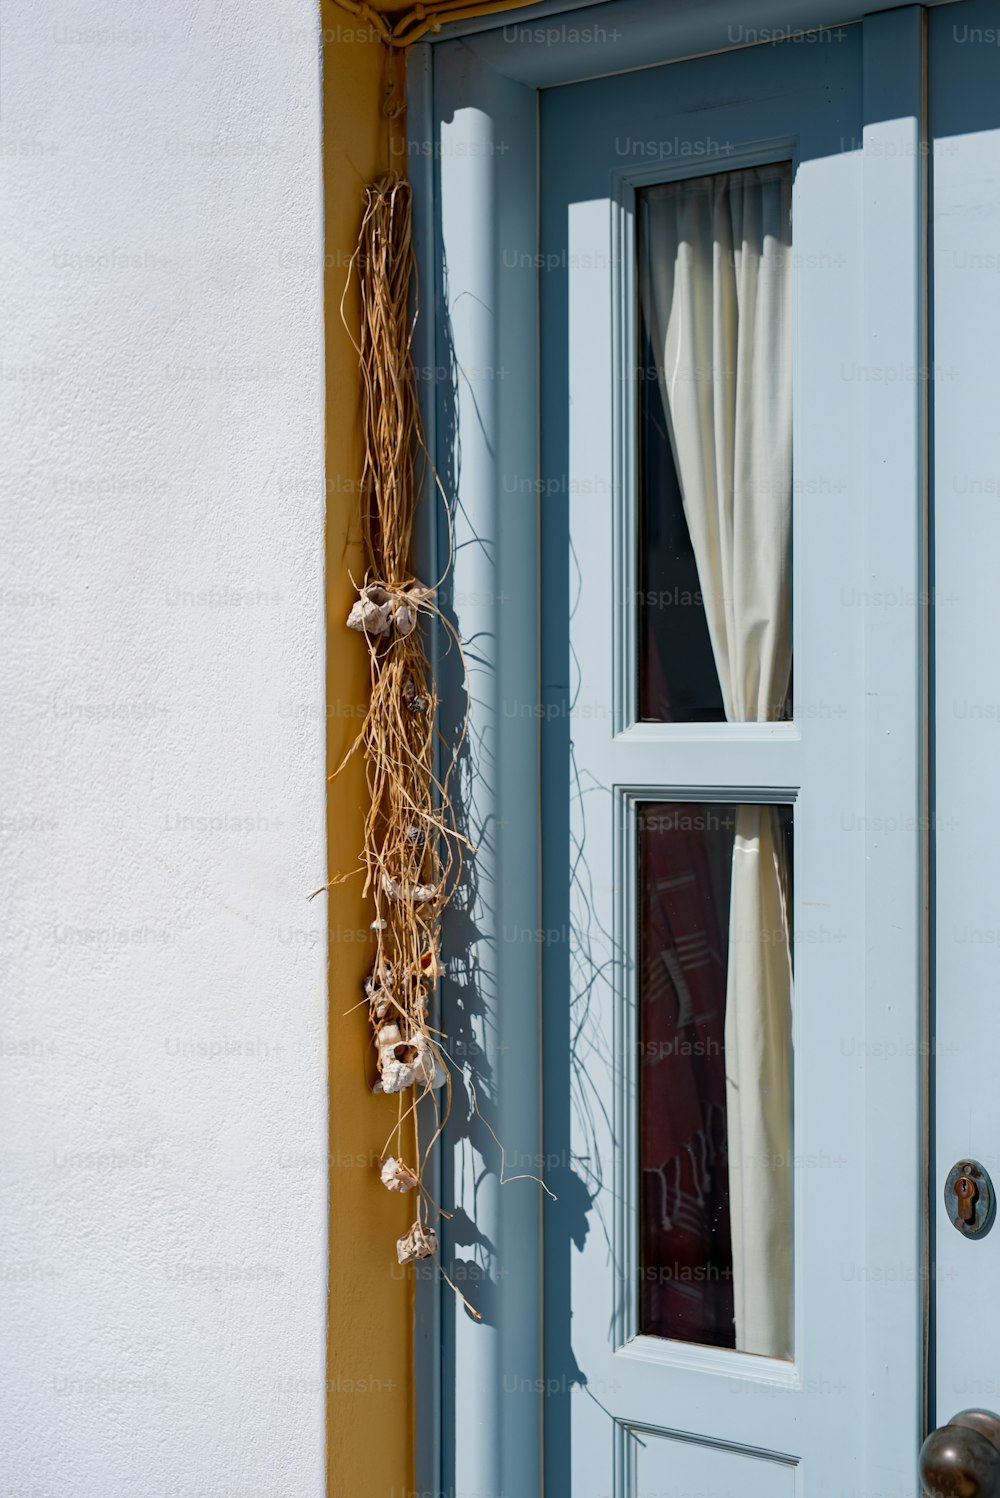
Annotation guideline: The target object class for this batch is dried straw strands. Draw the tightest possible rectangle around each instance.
[335,173,469,1283]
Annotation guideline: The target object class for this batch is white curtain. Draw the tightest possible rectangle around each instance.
[641,164,793,1359]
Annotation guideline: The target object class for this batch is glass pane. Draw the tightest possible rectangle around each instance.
[637,163,793,723]
[638,800,793,1359]
[637,340,726,723]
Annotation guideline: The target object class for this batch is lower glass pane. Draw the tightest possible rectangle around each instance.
[637,800,793,1359]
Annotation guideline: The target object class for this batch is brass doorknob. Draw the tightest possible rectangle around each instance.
[919,1409,1000,1496]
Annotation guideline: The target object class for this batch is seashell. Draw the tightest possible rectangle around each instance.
[380,873,438,906]
[392,600,419,637]
[374,1023,446,1094]
[396,1221,438,1264]
[391,585,434,639]
[380,1157,418,1193]
[346,584,392,637]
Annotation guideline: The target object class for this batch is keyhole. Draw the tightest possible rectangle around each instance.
[954,1172,978,1225]
[944,1158,995,1239]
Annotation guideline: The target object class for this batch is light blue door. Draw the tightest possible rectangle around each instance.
[420,3,1000,1494]
[537,20,918,1498]
[930,0,1000,1436]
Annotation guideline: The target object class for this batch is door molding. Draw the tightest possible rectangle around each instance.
[419,0,958,86]
[407,5,929,1493]
[860,2,930,1466]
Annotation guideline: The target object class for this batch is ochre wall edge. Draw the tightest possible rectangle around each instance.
[322,15,414,1496]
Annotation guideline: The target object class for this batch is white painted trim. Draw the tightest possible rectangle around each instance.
[860,7,928,1487]
[412,40,544,1498]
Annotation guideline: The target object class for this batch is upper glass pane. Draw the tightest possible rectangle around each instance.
[637,162,793,724]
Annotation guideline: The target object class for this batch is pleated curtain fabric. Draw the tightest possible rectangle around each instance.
[641,162,794,1360]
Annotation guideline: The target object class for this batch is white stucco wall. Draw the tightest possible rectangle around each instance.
[0,3,327,1493]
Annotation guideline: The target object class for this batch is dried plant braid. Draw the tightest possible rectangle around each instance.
[333,172,472,1292]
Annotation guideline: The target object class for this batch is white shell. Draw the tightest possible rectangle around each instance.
[380,1157,417,1193]
[392,600,418,637]
[391,584,433,639]
[380,873,438,906]
[396,1221,438,1264]
[374,1023,446,1095]
[346,584,392,636]
[346,582,432,639]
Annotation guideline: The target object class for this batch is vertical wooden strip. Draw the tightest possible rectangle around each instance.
[322,11,415,1497]
[861,7,927,1488]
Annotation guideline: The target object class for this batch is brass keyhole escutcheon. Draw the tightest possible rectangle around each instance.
[945,1159,996,1239]
[955,1173,978,1224]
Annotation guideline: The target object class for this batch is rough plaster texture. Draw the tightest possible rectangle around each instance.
[0,3,327,1492]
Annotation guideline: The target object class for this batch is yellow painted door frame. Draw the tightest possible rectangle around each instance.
[323,16,412,1498]
[322,5,530,1491]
